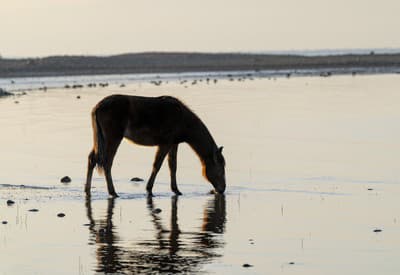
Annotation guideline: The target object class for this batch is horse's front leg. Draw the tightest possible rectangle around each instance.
[168,144,182,195]
[146,145,171,196]
[85,150,96,196]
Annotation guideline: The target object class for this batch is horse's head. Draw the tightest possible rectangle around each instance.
[204,146,226,194]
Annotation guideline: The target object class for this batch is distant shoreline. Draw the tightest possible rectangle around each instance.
[1,52,400,78]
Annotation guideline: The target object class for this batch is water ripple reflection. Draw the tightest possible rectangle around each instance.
[85,195,226,273]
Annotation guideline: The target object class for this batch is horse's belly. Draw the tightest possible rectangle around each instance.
[123,127,165,146]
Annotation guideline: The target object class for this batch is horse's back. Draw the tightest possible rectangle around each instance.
[94,94,189,145]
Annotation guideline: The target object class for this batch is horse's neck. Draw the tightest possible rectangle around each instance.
[187,119,217,164]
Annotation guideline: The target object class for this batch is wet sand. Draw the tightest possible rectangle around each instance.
[1,74,400,274]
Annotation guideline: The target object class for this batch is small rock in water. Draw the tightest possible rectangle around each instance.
[2,221,8,225]
[76,95,81,99]
[242,263,253,268]
[28,209,39,212]
[152,208,162,214]
[367,188,374,191]
[60,176,71,183]
[6,200,15,206]
[130,177,144,182]
[57,213,66,218]
[373,229,382,233]
[289,262,295,265]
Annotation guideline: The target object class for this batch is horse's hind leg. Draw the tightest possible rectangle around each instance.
[168,144,182,195]
[146,145,171,196]
[85,150,96,196]
[103,138,122,197]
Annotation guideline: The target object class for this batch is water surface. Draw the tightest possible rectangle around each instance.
[1,74,400,274]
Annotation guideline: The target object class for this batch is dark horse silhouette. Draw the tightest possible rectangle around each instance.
[85,95,226,197]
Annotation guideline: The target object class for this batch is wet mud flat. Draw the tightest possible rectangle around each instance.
[1,74,400,274]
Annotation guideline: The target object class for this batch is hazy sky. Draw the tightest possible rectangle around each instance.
[0,0,399,57]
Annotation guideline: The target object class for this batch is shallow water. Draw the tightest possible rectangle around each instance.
[1,74,400,274]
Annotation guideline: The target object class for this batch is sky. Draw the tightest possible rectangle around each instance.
[0,0,399,57]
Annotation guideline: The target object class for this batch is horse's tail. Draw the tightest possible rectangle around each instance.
[91,108,106,174]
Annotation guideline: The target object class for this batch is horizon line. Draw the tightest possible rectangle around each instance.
[2,47,400,59]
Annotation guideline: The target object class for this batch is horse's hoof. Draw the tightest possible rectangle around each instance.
[109,193,119,198]
[174,190,182,196]
[147,191,154,197]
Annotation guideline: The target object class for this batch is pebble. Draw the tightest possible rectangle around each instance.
[2,221,8,225]
[373,229,382,233]
[6,200,15,206]
[367,188,374,191]
[242,263,253,268]
[76,95,81,99]
[60,176,71,183]
[57,213,66,218]
[289,262,295,265]
[28,209,39,212]
[130,177,144,182]
[152,208,162,214]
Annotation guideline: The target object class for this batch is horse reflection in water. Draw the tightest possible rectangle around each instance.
[85,195,226,274]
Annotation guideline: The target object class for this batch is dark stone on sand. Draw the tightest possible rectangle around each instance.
[7,200,15,206]
[60,176,71,183]
[57,213,66,218]
[320,71,332,77]
[14,101,19,104]
[130,177,144,182]
[152,208,162,214]
[289,262,295,265]
[0,88,12,97]
[76,95,81,99]
[373,229,382,233]
[242,263,253,268]
[367,188,374,191]
[28,209,39,212]
[2,221,7,225]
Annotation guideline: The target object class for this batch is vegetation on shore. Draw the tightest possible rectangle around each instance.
[1,52,400,78]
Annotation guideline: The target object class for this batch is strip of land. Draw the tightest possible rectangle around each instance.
[1,52,400,78]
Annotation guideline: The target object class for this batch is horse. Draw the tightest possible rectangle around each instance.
[85,94,226,197]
